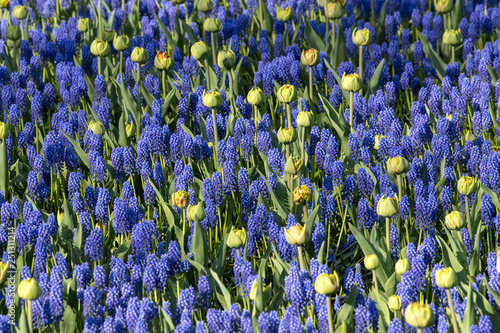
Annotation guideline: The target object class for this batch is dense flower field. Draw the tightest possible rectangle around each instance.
[2,0,500,331]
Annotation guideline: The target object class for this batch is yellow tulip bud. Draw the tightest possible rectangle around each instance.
[434,0,453,13]
[325,2,345,19]
[457,176,478,196]
[276,7,294,21]
[217,50,236,70]
[435,267,457,289]
[445,211,465,230]
[277,84,298,103]
[293,185,312,205]
[102,29,115,42]
[131,47,149,64]
[283,225,308,245]
[187,203,205,222]
[197,0,213,12]
[364,254,380,270]
[90,39,111,57]
[405,303,435,329]
[388,295,402,311]
[18,278,42,300]
[300,48,320,67]
[374,135,386,150]
[247,87,264,106]
[395,258,411,275]
[88,121,105,135]
[78,19,90,33]
[0,0,10,9]
[125,122,135,138]
[154,51,174,70]
[191,41,210,61]
[204,18,222,32]
[314,272,340,295]
[442,29,462,46]
[352,28,372,46]
[341,73,362,92]
[387,156,410,175]
[172,190,190,209]
[0,122,7,139]
[227,228,247,248]
[203,90,223,108]
[249,278,272,301]
[0,261,9,284]
[277,127,297,143]
[13,6,28,20]
[113,34,131,51]
[376,195,398,217]
[284,155,303,176]
[296,111,313,127]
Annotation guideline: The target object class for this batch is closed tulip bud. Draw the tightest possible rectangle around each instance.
[405,303,434,328]
[191,41,210,61]
[296,111,313,127]
[6,24,20,41]
[102,29,115,42]
[78,18,90,32]
[113,34,130,51]
[300,48,320,67]
[325,2,345,19]
[57,211,64,224]
[277,84,298,103]
[131,47,149,64]
[13,6,28,19]
[249,278,272,301]
[247,87,264,105]
[445,211,465,230]
[90,39,111,57]
[187,203,205,222]
[125,122,135,138]
[226,228,247,248]
[204,18,222,32]
[197,0,213,12]
[293,185,312,205]
[171,0,186,4]
[88,121,105,135]
[283,225,308,245]
[0,122,7,139]
[276,7,293,21]
[435,267,457,289]
[154,51,174,70]
[374,135,386,150]
[203,90,223,108]
[285,155,303,175]
[388,295,402,311]
[172,190,190,209]
[387,156,410,175]
[277,127,297,143]
[443,29,462,45]
[341,73,362,92]
[364,254,380,270]
[352,28,372,46]
[0,0,10,9]
[217,50,236,70]
[314,272,340,295]
[18,278,42,300]
[395,259,411,275]
[457,176,478,195]
[0,261,8,284]
[377,195,398,217]
[434,0,453,13]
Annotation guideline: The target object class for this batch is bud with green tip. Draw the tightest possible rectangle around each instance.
[217,50,236,70]
[433,0,453,13]
[131,47,149,64]
[18,278,42,300]
[405,303,435,329]
[277,84,298,103]
[247,87,264,105]
[154,51,174,70]
[197,0,213,12]
[88,121,105,135]
[314,272,340,295]
[352,28,372,46]
[457,176,478,195]
[284,225,308,245]
[395,258,411,275]
[442,29,462,46]
[13,6,28,20]
[204,18,222,32]
[296,111,313,127]
[341,73,362,92]
[102,29,115,42]
[187,203,205,222]
[325,2,345,19]
[293,185,312,205]
[300,48,320,67]
[78,18,90,33]
[376,195,398,217]
[285,155,303,175]
[191,41,210,61]
[113,34,130,51]
[227,228,247,248]
[445,211,465,230]
[6,24,20,41]
[364,254,380,270]
[172,190,190,209]
[203,90,223,108]
[90,39,111,57]
[387,156,410,175]
[435,267,457,289]
[0,261,8,284]
[388,295,401,311]
[277,127,297,143]
[276,7,293,21]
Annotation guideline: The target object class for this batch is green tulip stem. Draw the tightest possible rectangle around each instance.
[212,107,219,150]
[202,13,207,44]
[359,46,363,95]
[370,0,375,25]
[181,209,185,234]
[372,270,379,293]
[332,20,336,49]
[297,245,305,271]
[98,56,101,76]
[119,51,123,84]
[335,207,348,256]
[301,126,306,165]
[253,105,258,131]
[98,0,102,40]
[236,248,241,257]
[325,18,329,44]
[26,300,33,333]
[303,204,308,222]
[211,32,218,73]
[286,103,292,128]
[451,45,455,64]
[465,195,472,240]
[446,289,459,333]
[121,0,125,33]
[386,217,391,252]
[349,91,354,127]
[397,174,402,238]
[308,66,313,101]
[204,59,211,90]
[162,69,168,99]
[228,70,234,103]
[20,20,24,41]
[326,296,334,333]
[258,0,264,28]
[284,22,288,51]
[136,63,141,115]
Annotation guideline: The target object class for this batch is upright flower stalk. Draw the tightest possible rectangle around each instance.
[342,73,362,127]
